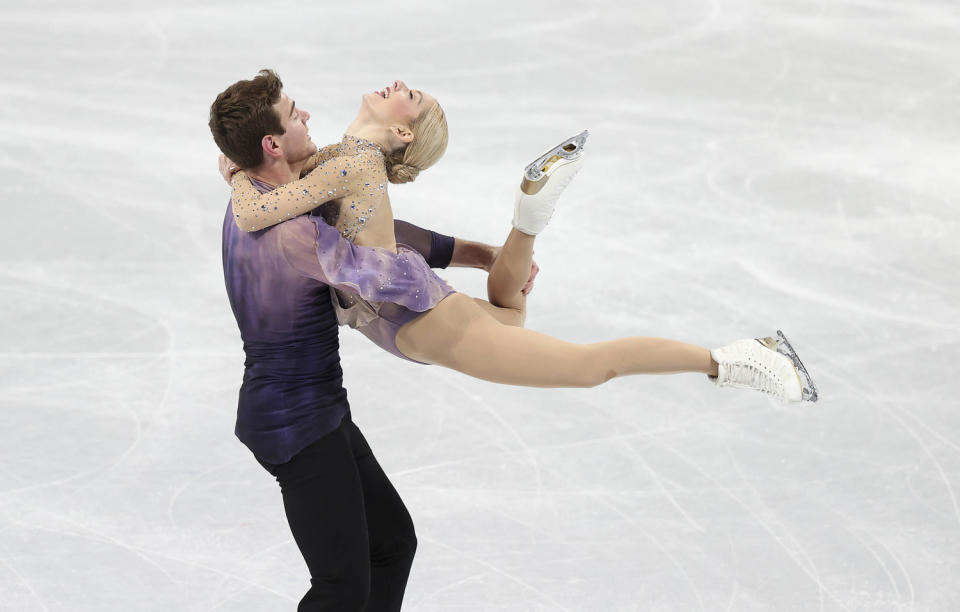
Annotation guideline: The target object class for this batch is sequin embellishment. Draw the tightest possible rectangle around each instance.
[229,133,387,238]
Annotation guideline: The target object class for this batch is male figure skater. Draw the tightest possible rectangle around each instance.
[210,71,534,611]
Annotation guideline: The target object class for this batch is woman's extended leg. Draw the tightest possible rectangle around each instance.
[397,294,718,387]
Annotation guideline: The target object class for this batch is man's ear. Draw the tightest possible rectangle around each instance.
[390,125,414,145]
[262,134,283,159]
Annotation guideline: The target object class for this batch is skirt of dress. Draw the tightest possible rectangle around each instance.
[330,243,456,364]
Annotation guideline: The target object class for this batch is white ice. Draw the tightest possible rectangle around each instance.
[1,0,959,610]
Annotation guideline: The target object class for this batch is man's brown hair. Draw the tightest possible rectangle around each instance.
[209,69,286,169]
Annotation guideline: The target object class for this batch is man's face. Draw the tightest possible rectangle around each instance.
[272,92,317,163]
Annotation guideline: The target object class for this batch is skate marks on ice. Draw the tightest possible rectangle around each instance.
[0,270,168,493]
[3,0,960,609]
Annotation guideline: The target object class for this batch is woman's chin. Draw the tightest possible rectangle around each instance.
[358,93,376,113]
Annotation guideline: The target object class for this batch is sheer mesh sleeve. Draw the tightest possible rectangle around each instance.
[231,152,369,232]
[299,143,342,177]
[278,216,453,312]
[394,220,455,269]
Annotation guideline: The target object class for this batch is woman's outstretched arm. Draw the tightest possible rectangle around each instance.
[230,152,369,232]
[298,143,342,177]
[219,143,341,182]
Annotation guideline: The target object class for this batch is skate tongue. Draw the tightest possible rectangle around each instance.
[757,337,777,350]
[520,176,547,196]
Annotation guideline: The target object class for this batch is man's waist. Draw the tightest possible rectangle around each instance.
[242,333,338,356]
[242,356,342,379]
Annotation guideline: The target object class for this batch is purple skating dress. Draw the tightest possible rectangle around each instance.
[245,176,456,362]
[227,135,459,363]
[222,181,455,464]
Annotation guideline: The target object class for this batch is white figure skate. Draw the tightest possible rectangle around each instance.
[512,130,588,235]
[710,330,819,403]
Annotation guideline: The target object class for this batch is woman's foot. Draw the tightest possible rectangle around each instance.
[512,130,588,235]
[710,331,818,402]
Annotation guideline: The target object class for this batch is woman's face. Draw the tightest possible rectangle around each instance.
[362,80,437,127]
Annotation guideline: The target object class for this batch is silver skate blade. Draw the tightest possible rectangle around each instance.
[775,330,819,402]
[524,130,589,182]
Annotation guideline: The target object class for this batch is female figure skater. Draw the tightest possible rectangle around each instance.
[225,79,817,403]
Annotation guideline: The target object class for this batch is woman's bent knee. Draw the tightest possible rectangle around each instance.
[504,307,525,328]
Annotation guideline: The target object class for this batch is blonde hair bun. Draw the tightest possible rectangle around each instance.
[387,102,447,185]
[387,162,420,184]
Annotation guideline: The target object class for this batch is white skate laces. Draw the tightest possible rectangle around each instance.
[710,331,819,403]
[512,130,588,235]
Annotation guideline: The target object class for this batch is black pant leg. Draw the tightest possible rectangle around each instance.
[258,415,371,612]
[345,420,418,612]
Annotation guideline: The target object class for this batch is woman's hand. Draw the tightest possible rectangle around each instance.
[218,154,240,184]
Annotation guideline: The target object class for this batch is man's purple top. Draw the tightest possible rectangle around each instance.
[222,183,455,464]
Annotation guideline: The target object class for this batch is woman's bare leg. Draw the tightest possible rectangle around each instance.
[396,294,718,387]
[485,131,586,327]
[485,228,535,327]
[470,297,523,326]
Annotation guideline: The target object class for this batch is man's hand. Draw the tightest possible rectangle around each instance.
[486,246,540,296]
[521,260,540,296]
[218,154,240,184]
[449,240,539,295]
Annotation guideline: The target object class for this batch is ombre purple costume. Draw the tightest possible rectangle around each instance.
[222,180,455,464]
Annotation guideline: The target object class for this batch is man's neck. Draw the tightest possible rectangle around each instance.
[246,157,305,188]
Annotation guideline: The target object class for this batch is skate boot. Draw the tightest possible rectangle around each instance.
[512,130,588,235]
[710,330,818,403]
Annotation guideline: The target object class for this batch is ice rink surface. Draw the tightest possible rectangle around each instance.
[2,0,959,610]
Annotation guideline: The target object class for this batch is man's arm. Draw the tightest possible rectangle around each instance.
[392,220,539,295]
[450,238,498,271]
[451,238,538,295]
[394,220,497,271]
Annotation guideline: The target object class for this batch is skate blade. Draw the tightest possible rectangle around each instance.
[773,330,819,402]
[524,130,589,182]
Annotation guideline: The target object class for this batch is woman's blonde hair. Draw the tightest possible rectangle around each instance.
[385,102,448,184]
